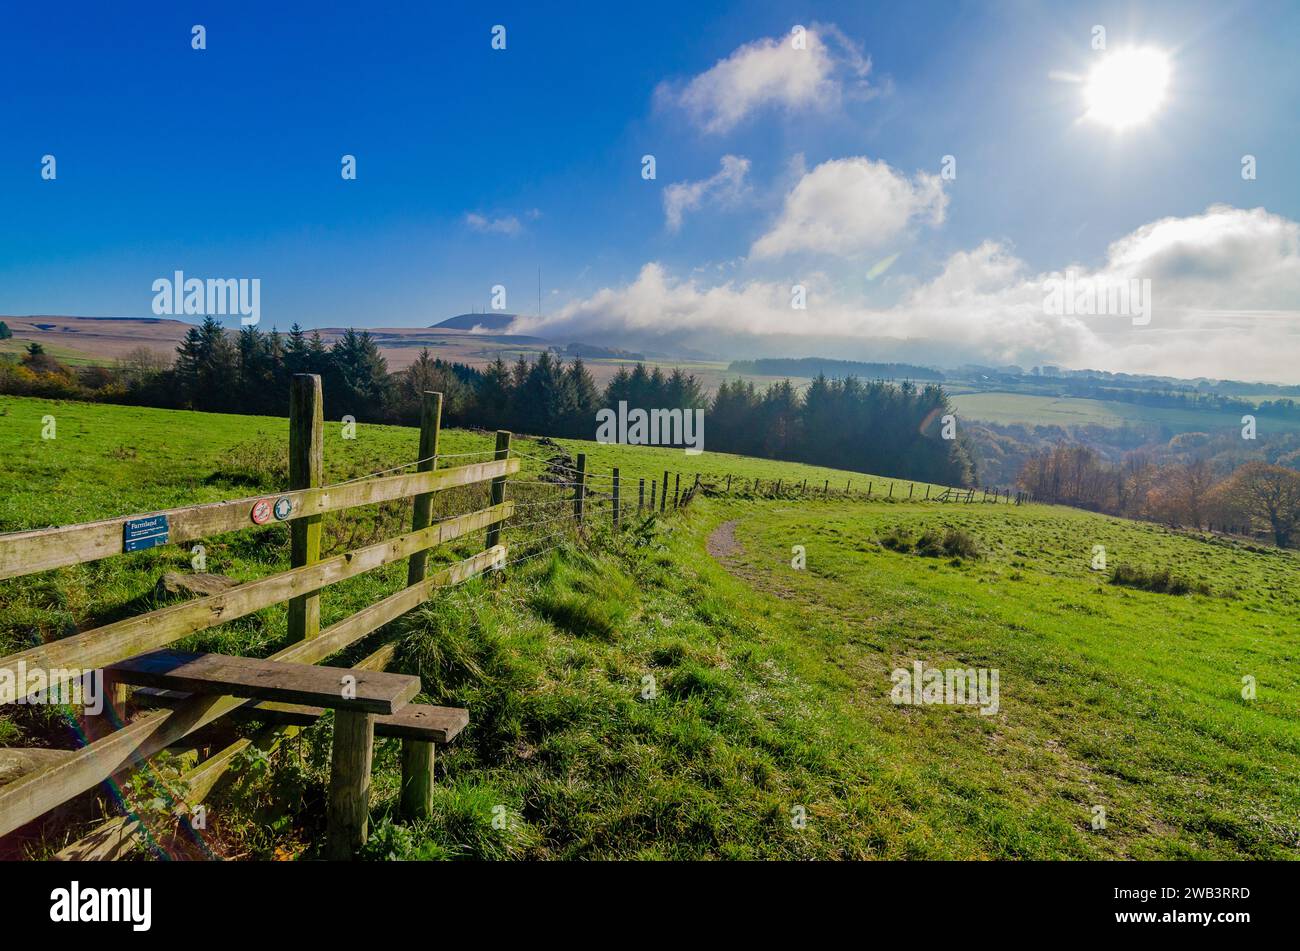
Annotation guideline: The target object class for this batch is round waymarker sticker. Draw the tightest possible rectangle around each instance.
[273,497,293,520]
[250,499,273,524]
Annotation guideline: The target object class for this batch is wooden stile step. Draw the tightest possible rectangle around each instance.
[108,649,420,716]
[133,687,468,743]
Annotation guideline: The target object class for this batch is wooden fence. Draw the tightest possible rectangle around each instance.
[0,376,519,859]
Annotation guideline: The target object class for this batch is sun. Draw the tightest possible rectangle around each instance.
[1083,48,1170,129]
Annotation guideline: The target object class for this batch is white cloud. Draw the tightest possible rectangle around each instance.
[663,155,751,231]
[514,206,1300,382]
[656,25,871,134]
[465,212,524,236]
[751,157,948,259]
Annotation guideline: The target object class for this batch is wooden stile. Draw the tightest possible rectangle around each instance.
[0,376,518,852]
[0,504,511,706]
[1,546,504,839]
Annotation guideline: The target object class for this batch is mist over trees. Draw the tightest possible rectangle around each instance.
[0,317,975,486]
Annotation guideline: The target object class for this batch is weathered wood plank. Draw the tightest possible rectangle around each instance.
[0,502,511,705]
[107,650,420,715]
[0,457,518,581]
[381,704,468,743]
[0,545,504,838]
[135,689,468,741]
[0,748,73,787]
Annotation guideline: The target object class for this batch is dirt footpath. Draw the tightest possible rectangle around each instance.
[706,519,740,560]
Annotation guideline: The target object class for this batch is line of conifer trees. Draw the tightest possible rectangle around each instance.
[2,316,975,484]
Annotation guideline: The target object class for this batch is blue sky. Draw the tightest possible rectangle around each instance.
[2,1,1298,378]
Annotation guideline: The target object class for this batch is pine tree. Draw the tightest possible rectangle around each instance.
[285,323,309,376]
[328,328,392,420]
[175,316,238,410]
[564,357,600,437]
[476,356,513,428]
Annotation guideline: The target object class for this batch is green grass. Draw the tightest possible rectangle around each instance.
[2,394,1297,860]
[703,499,1300,858]
[951,390,1300,433]
[0,395,950,534]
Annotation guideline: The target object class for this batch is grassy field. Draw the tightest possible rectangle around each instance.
[0,337,102,367]
[952,390,1300,433]
[1,395,1296,859]
[0,397,946,533]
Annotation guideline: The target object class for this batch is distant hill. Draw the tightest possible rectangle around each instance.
[727,357,945,381]
[431,313,518,332]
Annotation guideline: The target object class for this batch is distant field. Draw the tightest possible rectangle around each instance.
[952,390,1300,433]
[0,337,102,367]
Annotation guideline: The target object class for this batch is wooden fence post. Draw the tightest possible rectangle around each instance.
[289,374,324,641]
[485,430,511,551]
[673,473,681,508]
[326,709,375,859]
[776,479,782,494]
[85,671,128,744]
[925,484,931,500]
[888,482,893,499]
[660,471,668,513]
[824,480,829,495]
[726,474,732,493]
[406,391,443,586]
[612,468,621,529]
[867,482,872,497]
[400,740,434,822]
[909,483,914,499]
[574,454,587,524]
[639,478,645,514]
[650,479,657,511]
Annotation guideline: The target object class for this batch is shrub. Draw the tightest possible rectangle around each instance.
[1109,564,1211,596]
[915,529,945,557]
[207,436,288,488]
[942,528,980,559]
[880,526,914,552]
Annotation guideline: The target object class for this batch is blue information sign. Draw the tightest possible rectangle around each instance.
[123,514,170,552]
